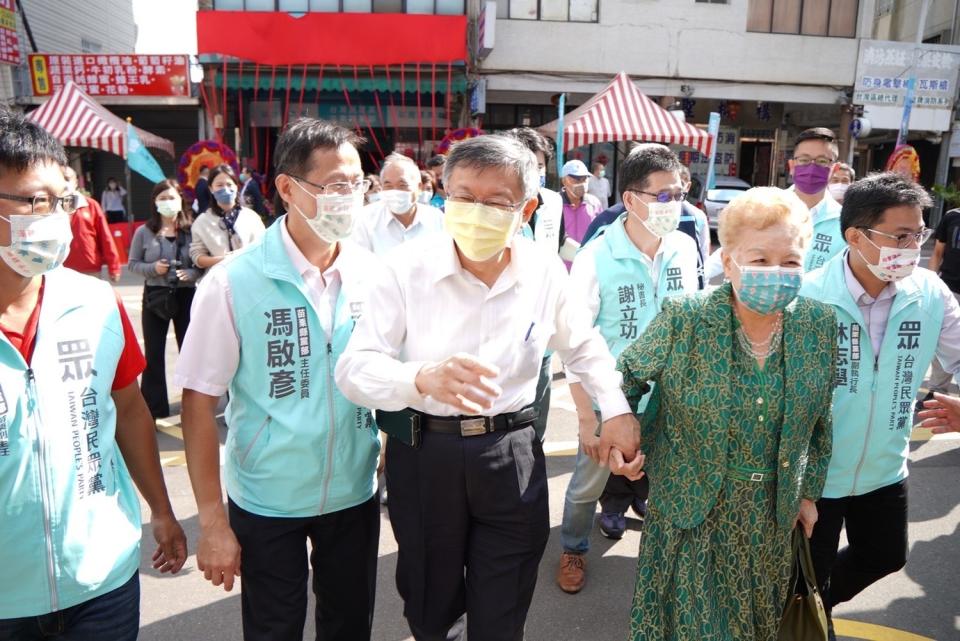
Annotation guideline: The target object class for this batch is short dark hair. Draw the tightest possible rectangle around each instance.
[504,127,553,161]
[426,154,446,169]
[273,117,362,213]
[840,171,933,235]
[0,108,66,173]
[618,144,682,197]
[794,127,836,147]
[793,127,839,160]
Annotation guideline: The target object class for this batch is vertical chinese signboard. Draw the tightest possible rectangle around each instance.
[28,54,190,97]
[0,0,20,65]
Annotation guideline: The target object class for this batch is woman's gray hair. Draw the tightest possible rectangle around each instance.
[442,135,540,201]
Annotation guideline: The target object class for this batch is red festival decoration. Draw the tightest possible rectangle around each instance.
[177,140,239,201]
[197,12,467,66]
[885,145,921,183]
[436,128,483,155]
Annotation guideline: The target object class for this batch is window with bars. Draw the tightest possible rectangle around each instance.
[496,0,599,22]
[213,0,465,14]
[746,0,859,38]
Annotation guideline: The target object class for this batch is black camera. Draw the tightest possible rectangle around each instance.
[167,259,182,283]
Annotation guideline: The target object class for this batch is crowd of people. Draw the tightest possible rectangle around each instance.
[2,103,960,641]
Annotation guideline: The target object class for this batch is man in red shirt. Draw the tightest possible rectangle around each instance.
[0,108,186,639]
[61,166,122,282]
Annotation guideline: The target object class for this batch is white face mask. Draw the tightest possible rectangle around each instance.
[156,198,182,218]
[632,200,681,238]
[0,213,73,277]
[418,191,433,205]
[827,183,849,201]
[292,180,360,243]
[367,192,381,203]
[381,189,415,215]
[858,233,920,282]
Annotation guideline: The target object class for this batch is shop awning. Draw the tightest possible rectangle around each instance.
[197,11,467,66]
[27,81,175,158]
[539,72,714,156]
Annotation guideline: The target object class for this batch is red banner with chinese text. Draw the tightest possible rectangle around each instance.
[28,54,190,97]
[197,11,467,66]
[0,0,20,65]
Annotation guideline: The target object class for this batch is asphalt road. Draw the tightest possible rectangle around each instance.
[105,268,959,641]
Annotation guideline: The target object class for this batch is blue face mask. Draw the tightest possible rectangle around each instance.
[732,258,803,315]
[213,186,237,206]
[539,174,546,188]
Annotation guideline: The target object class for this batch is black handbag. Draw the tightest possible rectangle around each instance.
[778,526,829,641]
[144,286,178,321]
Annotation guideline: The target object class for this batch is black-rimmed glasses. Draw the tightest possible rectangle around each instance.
[0,191,79,214]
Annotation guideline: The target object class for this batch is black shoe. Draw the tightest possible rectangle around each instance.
[922,390,936,403]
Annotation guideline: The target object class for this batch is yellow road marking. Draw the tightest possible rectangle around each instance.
[834,619,935,641]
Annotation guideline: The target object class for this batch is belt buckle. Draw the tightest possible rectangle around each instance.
[750,472,765,482]
[460,418,488,437]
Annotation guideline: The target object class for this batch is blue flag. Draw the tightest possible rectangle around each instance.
[126,123,165,184]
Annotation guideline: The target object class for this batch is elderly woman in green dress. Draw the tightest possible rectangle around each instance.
[617,187,837,641]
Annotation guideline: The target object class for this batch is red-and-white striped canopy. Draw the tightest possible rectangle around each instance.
[27,81,175,159]
[539,72,714,157]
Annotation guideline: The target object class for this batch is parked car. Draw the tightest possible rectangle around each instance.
[703,176,752,230]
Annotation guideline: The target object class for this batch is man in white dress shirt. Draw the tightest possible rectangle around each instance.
[351,152,443,255]
[176,119,382,641]
[335,135,643,641]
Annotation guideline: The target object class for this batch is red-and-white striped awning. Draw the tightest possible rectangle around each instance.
[539,72,714,157]
[27,81,175,159]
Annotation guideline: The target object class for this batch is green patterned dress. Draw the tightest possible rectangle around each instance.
[628,325,793,641]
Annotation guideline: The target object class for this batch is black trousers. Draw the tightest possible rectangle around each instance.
[809,479,909,611]
[599,472,649,514]
[228,496,380,641]
[386,425,550,641]
[140,286,194,418]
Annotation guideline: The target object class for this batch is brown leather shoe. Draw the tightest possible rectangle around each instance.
[557,552,586,594]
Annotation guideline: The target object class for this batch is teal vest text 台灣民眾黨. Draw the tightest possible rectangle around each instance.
[222,220,380,518]
[800,254,944,498]
[804,195,845,272]
[0,269,141,618]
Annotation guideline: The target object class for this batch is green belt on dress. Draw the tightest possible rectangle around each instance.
[727,464,777,483]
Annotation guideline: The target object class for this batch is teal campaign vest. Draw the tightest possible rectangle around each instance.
[591,217,698,410]
[800,254,944,498]
[223,220,380,518]
[0,269,141,618]
[804,196,845,271]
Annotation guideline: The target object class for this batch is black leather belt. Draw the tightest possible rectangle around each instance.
[419,406,540,436]
[377,406,540,449]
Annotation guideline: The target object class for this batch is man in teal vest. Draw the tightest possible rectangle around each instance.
[556,144,699,594]
[0,109,187,639]
[176,118,382,641]
[788,127,846,271]
[800,172,960,640]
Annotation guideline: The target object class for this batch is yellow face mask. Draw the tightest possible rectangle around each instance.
[443,200,521,262]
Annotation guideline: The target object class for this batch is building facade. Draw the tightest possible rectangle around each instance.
[1,0,199,219]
